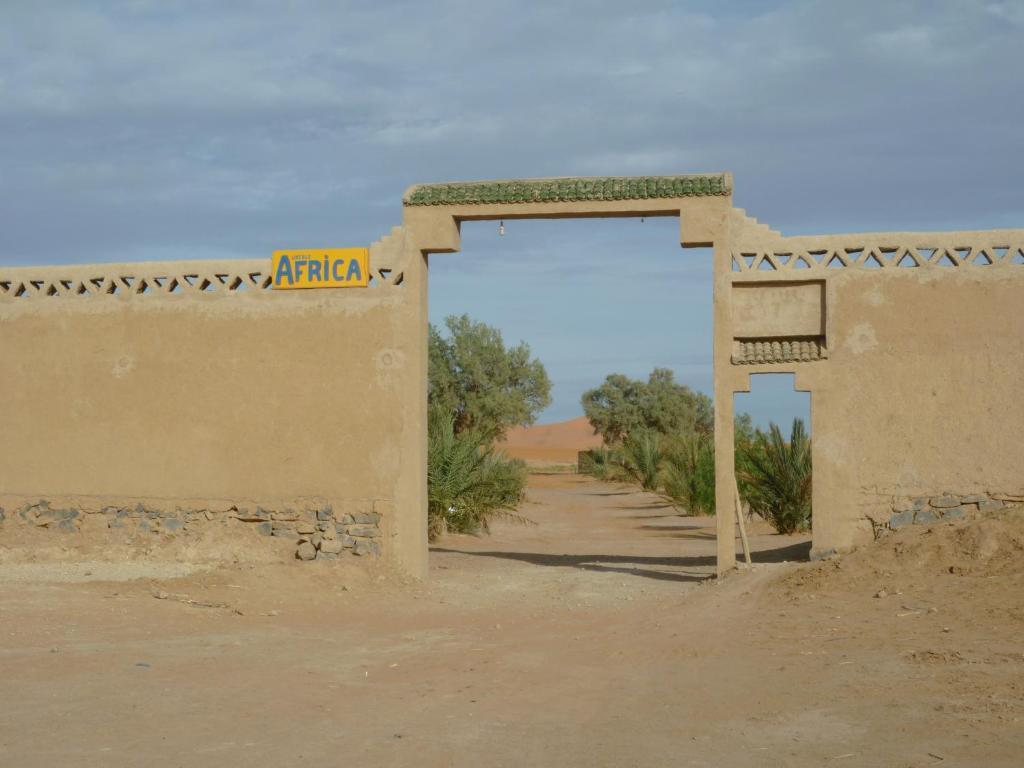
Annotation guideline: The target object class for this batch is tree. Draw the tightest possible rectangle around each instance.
[737,419,813,534]
[661,431,716,516]
[429,314,552,442]
[618,429,664,491]
[426,406,529,540]
[581,368,713,445]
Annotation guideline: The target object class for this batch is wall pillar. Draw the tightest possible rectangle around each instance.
[713,241,738,574]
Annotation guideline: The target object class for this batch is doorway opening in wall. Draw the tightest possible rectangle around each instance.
[733,373,813,561]
[427,215,725,583]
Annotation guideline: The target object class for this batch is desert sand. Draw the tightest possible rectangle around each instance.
[499,416,603,464]
[0,473,1022,767]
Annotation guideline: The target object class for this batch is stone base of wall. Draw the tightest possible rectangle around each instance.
[0,497,388,562]
[873,492,1021,539]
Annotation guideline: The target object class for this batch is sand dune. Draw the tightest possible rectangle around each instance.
[499,416,603,464]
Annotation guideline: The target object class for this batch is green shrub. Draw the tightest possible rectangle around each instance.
[427,408,529,540]
[617,429,664,491]
[578,446,624,481]
[661,432,716,516]
[737,419,812,534]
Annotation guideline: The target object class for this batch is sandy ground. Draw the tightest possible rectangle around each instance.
[1,473,1022,767]
[499,416,602,464]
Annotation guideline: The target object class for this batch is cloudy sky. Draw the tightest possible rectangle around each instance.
[2,1,1021,425]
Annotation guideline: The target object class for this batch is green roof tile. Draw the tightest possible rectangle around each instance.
[403,174,730,206]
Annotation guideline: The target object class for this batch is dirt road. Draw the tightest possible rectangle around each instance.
[1,473,1021,767]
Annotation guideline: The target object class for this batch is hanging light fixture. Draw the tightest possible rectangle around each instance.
[498,220,505,236]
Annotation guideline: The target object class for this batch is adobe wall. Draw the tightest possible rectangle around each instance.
[3,172,1019,577]
[719,229,1024,565]
[0,225,430,576]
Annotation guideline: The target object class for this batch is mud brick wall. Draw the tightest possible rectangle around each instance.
[0,250,426,576]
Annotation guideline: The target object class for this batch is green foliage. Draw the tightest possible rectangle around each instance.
[426,407,529,540]
[429,314,551,442]
[734,412,756,447]
[581,368,713,445]
[577,446,625,482]
[617,429,664,491]
[661,432,716,516]
[737,419,813,534]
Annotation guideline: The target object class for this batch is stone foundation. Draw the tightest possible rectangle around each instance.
[0,497,388,562]
[873,492,1021,539]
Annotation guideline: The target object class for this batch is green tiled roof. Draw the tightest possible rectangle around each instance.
[403,174,730,206]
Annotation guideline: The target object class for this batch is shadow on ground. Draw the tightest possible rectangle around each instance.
[431,539,811,583]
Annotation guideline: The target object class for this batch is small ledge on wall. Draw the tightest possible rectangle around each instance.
[732,337,827,365]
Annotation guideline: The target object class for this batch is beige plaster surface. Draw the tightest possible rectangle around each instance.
[720,230,1024,567]
[0,252,427,577]
[732,280,824,338]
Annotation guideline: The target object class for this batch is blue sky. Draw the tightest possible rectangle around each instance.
[2,1,1021,427]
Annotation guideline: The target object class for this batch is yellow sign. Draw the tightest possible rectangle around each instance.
[271,248,369,289]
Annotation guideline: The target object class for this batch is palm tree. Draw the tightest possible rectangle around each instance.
[737,419,812,534]
[661,432,716,516]
[617,429,663,492]
[427,407,530,540]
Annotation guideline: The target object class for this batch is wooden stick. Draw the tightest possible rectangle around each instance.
[734,477,753,566]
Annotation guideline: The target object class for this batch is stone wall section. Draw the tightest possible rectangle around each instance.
[0,498,387,561]
[871,492,1021,539]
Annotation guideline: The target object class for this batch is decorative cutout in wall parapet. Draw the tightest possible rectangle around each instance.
[732,337,827,365]
[0,269,276,299]
[731,244,1024,273]
[404,174,730,206]
[0,252,407,300]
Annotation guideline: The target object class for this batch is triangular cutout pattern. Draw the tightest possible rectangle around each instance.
[731,257,742,272]
[897,253,918,268]
[937,252,957,267]
[864,253,884,268]
[971,251,993,266]
[1012,249,1024,265]
[757,257,777,271]
[774,253,792,266]
[742,253,756,269]
[827,254,845,269]
[794,256,811,269]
